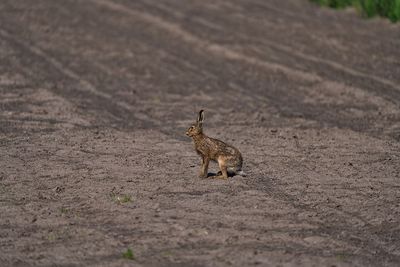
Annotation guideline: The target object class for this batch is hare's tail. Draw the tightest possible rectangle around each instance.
[237,170,247,177]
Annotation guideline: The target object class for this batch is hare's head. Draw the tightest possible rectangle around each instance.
[186,110,204,137]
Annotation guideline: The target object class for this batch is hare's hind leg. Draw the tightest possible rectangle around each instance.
[215,158,228,179]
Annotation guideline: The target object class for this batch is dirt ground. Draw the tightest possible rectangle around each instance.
[1,0,400,266]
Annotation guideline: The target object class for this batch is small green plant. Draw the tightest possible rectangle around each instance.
[47,232,56,241]
[110,193,132,204]
[311,0,400,22]
[116,195,131,204]
[336,253,347,261]
[161,250,174,258]
[60,207,68,214]
[122,248,135,260]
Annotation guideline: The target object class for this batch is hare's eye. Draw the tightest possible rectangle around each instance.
[190,126,194,129]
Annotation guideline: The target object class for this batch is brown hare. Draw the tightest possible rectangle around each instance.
[186,110,245,179]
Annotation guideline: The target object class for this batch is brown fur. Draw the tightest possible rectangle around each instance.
[186,110,243,179]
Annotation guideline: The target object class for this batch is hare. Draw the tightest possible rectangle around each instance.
[186,110,245,179]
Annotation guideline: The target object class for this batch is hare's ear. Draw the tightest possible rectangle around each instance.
[197,110,205,126]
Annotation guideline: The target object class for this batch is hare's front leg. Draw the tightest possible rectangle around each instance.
[199,156,210,178]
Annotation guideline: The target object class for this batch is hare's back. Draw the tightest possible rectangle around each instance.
[210,138,242,158]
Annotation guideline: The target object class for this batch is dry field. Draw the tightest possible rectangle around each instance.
[1,0,400,266]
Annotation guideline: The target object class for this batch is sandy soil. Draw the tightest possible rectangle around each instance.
[1,0,400,266]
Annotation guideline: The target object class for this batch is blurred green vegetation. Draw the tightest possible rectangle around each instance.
[310,0,400,22]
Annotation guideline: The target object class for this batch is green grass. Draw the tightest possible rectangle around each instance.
[310,0,400,22]
[122,248,135,260]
